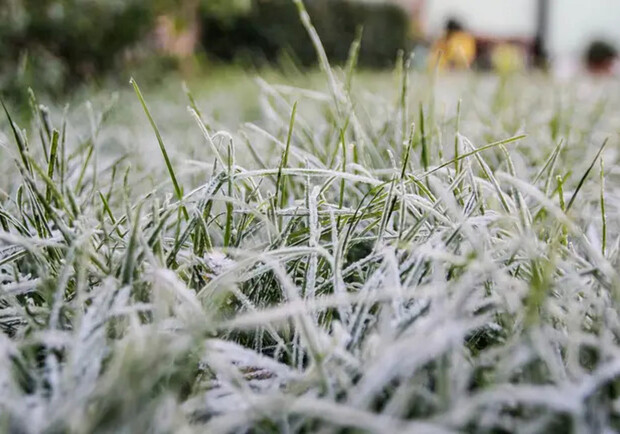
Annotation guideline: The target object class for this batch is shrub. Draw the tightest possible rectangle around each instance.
[202,0,412,68]
[0,0,156,101]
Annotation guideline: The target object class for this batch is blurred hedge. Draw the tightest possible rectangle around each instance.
[0,0,412,108]
[202,0,412,68]
[0,0,156,104]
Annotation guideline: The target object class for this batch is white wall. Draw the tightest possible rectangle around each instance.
[423,0,620,59]
[424,0,537,39]
[548,0,620,59]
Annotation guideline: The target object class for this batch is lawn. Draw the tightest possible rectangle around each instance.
[1,51,620,432]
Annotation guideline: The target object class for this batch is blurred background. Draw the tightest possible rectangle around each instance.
[1,0,619,107]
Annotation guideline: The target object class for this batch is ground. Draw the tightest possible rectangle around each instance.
[0,65,620,433]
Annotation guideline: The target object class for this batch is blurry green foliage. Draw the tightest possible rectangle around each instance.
[202,0,411,68]
[151,0,251,26]
[0,0,409,108]
[0,0,156,102]
[0,0,256,104]
[203,0,252,20]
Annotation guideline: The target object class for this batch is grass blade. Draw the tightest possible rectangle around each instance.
[130,78,188,220]
[566,138,608,212]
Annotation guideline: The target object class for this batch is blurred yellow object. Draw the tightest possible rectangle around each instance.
[429,31,477,70]
[491,43,526,74]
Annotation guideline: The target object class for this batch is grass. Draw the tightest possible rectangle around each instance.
[1,8,620,433]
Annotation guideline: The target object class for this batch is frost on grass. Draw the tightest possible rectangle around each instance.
[2,39,620,434]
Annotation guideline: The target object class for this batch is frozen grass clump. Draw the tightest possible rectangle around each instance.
[1,5,620,433]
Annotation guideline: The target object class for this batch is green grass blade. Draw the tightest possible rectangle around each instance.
[423,134,526,177]
[566,138,608,212]
[275,101,298,214]
[45,129,59,204]
[130,78,188,220]
[1,98,32,175]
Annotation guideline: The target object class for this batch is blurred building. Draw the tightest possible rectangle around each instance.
[407,0,620,62]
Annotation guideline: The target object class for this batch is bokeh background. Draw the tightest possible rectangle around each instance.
[1,0,619,120]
